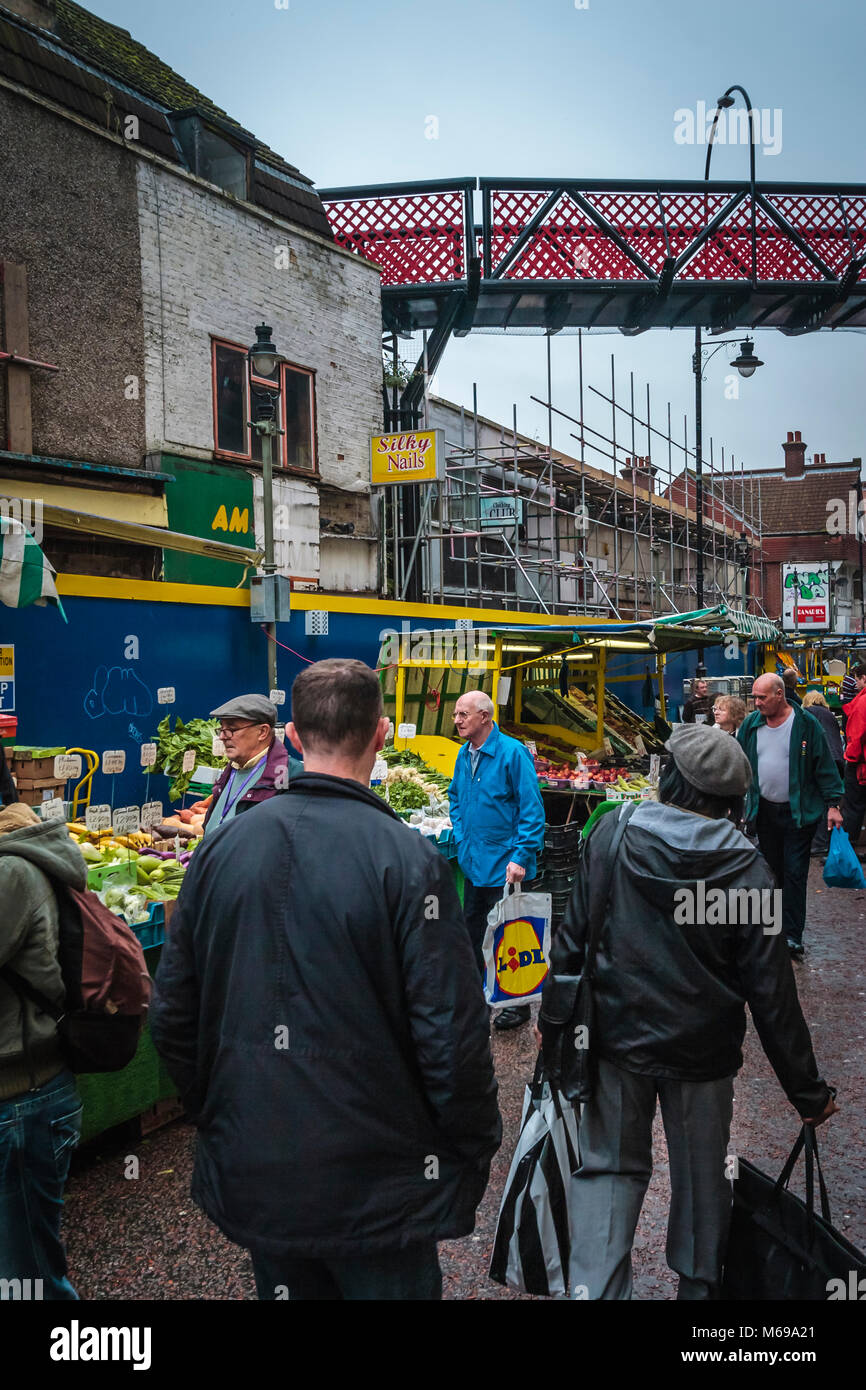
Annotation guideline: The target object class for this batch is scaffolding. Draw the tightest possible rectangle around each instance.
[380,331,766,621]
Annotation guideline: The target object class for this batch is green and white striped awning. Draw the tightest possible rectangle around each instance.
[0,518,65,619]
[668,605,781,643]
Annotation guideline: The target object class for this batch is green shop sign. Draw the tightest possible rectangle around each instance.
[162,456,256,587]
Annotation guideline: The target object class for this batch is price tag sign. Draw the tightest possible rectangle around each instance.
[182,748,197,773]
[140,743,157,768]
[113,806,141,835]
[270,689,286,706]
[211,735,226,758]
[371,758,388,782]
[649,754,661,785]
[526,741,538,757]
[574,777,590,790]
[141,801,164,829]
[54,754,82,781]
[397,723,416,740]
[102,750,126,775]
[40,798,66,822]
[157,687,176,704]
[86,804,112,832]
[634,735,647,757]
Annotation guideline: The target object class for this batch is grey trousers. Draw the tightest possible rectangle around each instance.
[569,1057,734,1301]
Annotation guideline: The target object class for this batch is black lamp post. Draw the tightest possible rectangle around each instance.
[248,322,284,693]
[693,85,762,615]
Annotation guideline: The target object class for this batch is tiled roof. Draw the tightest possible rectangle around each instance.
[0,0,333,239]
[719,466,859,535]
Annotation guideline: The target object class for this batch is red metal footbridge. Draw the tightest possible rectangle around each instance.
[321,177,866,411]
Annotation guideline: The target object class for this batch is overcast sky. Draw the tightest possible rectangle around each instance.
[88,0,866,491]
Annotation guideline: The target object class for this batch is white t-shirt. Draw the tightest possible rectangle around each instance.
[756,710,794,803]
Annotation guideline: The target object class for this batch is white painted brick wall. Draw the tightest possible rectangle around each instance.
[136,162,383,498]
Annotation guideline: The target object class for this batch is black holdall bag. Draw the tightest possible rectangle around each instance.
[722,1123,866,1301]
[539,802,635,1104]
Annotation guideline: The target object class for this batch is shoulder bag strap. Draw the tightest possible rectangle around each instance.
[583,801,636,983]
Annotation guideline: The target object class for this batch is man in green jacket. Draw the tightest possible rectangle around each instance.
[738,673,843,958]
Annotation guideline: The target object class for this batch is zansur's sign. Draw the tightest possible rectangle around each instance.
[371,430,445,486]
[781,562,831,632]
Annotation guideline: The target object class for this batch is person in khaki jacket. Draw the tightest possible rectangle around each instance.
[0,804,86,1300]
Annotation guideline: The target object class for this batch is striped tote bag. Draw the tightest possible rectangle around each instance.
[489,1058,580,1297]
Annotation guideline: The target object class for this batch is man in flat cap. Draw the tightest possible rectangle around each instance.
[540,723,837,1302]
[203,694,299,836]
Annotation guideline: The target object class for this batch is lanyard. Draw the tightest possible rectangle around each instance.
[218,756,267,822]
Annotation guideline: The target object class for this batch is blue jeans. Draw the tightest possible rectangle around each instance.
[0,1070,82,1300]
[250,1241,442,1300]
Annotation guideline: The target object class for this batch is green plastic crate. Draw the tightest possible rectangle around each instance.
[85,859,137,892]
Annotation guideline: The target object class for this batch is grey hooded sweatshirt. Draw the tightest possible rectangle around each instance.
[0,820,87,1099]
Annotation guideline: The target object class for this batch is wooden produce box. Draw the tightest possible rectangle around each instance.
[17,784,65,806]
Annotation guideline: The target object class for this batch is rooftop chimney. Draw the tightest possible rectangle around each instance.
[620,455,657,489]
[2,1,57,31]
[783,429,806,479]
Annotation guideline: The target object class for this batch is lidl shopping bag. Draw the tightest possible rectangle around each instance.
[482,884,552,1009]
[823,826,866,890]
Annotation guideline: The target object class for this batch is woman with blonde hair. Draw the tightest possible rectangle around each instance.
[803,691,844,855]
[712,694,746,734]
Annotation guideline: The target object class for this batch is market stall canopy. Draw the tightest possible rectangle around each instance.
[39,504,263,571]
[0,517,64,618]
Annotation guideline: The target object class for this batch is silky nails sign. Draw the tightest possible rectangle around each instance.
[371,430,445,486]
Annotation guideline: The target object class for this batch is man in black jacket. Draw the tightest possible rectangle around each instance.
[543,724,836,1301]
[152,658,500,1301]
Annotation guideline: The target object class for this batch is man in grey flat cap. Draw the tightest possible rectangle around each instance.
[203,694,300,837]
[540,723,837,1302]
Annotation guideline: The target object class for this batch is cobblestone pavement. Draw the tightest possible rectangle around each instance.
[64,864,864,1301]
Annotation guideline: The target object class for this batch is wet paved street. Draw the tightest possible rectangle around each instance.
[64,863,864,1301]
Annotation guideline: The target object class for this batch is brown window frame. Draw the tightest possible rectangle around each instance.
[211,338,319,477]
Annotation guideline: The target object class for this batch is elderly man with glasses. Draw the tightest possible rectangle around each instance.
[203,694,299,837]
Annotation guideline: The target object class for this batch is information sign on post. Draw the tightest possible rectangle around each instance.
[397,723,417,740]
[54,754,82,781]
[157,688,176,704]
[102,750,126,775]
[113,806,141,835]
[140,743,157,768]
[371,758,388,783]
[141,801,164,830]
[182,748,197,773]
[40,798,66,822]
[85,804,112,832]
[211,735,226,759]
[270,689,286,706]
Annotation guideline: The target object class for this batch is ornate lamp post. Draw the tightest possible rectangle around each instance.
[248,323,284,693]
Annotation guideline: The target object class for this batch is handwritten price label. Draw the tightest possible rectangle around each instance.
[112,806,141,835]
[40,798,66,822]
[397,723,417,740]
[102,750,126,775]
[270,689,286,705]
[140,801,163,829]
[371,758,388,782]
[54,754,82,781]
[211,736,226,759]
[140,743,157,768]
[85,804,112,832]
[182,749,197,773]
[157,688,176,704]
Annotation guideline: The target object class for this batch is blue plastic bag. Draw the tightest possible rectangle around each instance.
[822,826,866,889]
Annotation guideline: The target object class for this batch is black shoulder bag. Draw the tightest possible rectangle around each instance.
[539,801,635,1104]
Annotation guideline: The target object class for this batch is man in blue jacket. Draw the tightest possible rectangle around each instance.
[450,691,545,1030]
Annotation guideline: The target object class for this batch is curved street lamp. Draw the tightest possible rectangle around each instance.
[693,85,763,618]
